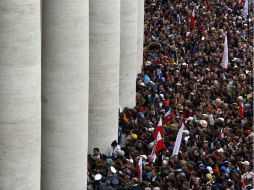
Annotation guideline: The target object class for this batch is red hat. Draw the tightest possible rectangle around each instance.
[213,167,220,175]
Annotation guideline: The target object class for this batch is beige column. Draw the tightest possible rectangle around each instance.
[41,0,89,189]
[89,0,120,155]
[0,1,41,189]
[137,0,145,74]
[120,0,139,108]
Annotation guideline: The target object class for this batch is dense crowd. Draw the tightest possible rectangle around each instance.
[88,0,253,189]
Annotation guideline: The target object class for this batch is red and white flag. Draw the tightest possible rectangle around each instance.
[172,122,185,156]
[150,118,165,161]
[137,157,143,181]
[163,110,171,125]
[190,7,196,31]
[221,34,229,69]
[153,118,164,139]
[239,103,244,119]
[154,131,165,154]
[149,148,157,163]
[219,128,224,140]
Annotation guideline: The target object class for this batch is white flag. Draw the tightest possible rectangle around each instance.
[243,0,249,19]
[138,157,143,181]
[149,145,157,163]
[172,122,185,156]
[220,34,229,69]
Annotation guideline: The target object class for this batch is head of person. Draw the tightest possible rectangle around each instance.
[111,140,118,148]
[93,148,100,156]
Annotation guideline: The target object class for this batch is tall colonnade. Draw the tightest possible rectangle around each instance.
[0,0,144,189]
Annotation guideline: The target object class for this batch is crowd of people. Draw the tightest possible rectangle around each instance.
[88,0,253,189]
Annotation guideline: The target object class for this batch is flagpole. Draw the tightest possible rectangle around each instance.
[187,176,192,189]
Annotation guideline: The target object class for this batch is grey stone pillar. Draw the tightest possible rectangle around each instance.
[0,1,41,190]
[137,0,145,74]
[89,0,120,155]
[41,1,89,190]
[120,0,139,108]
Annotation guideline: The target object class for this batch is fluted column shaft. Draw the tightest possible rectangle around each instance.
[0,1,41,189]
[89,0,120,155]
[41,0,89,189]
[120,0,139,108]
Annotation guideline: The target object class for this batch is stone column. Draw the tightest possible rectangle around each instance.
[89,0,120,155]
[41,1,89,190]
[120,0,138,108]
[0,1,41,190]
[137,0,145,74]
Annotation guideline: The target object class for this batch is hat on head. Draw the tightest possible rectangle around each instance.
[110,166,117,174]
[162,160,168,165]
[148,127,155,132]
[220,166,228,173]
[183,130,190,135]
[127,159,134,164]
[131,133,138,140]
[241,161,250,166]
[237,96,243,101]
[217,148,224,153]
[94,174,102,181]
[140,82,146,86]
[146,60,152,66]
[248,130,253,135]
[160,94,165,99]
[206,173,213,180]
[187,117,194,121]
[207,166,213,174]
[199,120,208,128]
[213,167,220,174]
[184,136,190,142]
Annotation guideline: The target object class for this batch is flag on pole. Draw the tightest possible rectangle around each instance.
[177,14,181,24]
[219,128,224,140]
[154,131,165,154]
[163,110,171,125]
[190,7,196,31]
[153,118,164,139]
[220,34,229,69]
[239,103,244,119]
[172,122,185,156]
[150,118,166,161]
[149,147,157,163]
[137,157,143,181]
[243,0,249,20]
